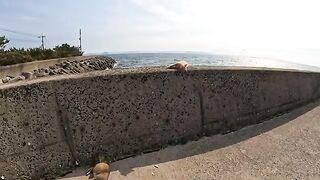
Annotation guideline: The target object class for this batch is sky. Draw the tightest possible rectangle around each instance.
[1,0,320,66]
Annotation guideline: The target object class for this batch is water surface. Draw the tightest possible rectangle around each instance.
[106,52,320,72]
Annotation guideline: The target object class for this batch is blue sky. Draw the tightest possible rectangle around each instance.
[1,0,320,66]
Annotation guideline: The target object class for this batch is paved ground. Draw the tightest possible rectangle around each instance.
[62,100,320,180]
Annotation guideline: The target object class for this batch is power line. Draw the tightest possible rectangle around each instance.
[0,27,38,37]
[8,37,38,43]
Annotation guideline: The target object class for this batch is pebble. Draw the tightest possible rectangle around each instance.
[4,76,20,83]
[154,165,159,168]
[1,175,4,179]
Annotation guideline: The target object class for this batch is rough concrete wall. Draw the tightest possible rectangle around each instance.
[0,56,95,79]
[0,67,319,178]
[55,72,201,164]
[193,70,320,134]
[0,82,73,179]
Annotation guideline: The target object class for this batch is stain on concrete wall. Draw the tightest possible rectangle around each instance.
[0,67,319,178]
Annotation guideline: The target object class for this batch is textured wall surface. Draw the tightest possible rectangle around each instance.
[0,66,319,179]
[0,82,72,178]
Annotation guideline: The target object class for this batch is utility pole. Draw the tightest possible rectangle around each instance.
[79,29,82,54]
[38,33,46,50]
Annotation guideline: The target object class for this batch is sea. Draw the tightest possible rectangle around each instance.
[104,52,320,72]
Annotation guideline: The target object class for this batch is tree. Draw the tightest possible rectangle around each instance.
[54,43,82,57]
[0,36,10,50]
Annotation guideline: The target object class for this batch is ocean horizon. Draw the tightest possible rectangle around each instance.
[100,52,320,72]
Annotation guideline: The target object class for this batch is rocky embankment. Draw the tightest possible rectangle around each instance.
[0,56,116,85]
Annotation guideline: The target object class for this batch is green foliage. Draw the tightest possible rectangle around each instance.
[0,37,82,66]
[0,51,33,66]
[27,48,57,60]
[54,43,83,57]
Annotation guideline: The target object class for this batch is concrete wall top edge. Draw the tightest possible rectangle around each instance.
[0,66,319,90]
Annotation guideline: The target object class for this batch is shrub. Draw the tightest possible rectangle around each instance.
[54,43,82,57]
[0,51,33,66]
[0,36,83,66]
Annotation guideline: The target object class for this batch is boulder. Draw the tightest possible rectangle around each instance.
[5,76,25,83]
[21,72,33,79]
[2,76,12,83]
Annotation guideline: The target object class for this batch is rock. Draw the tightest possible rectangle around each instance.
[34,68,49,77]
[21,72,33,79]
[60,69,69,74]
[49,70,56,75]
[62,62,71,69]
[34,72,46,77]
[2,77,12,83]
[16,76,25,80]
[8,76,25,83]
[72,68,80,73]
[56,69,64,75]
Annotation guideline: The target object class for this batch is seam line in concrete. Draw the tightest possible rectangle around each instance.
[54,92,78,166]
[194,83,205,134]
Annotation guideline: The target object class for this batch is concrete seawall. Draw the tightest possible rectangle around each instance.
[0,66,320,178]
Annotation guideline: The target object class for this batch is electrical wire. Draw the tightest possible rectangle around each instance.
[8,37,38,43]
[0,27,38,37]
